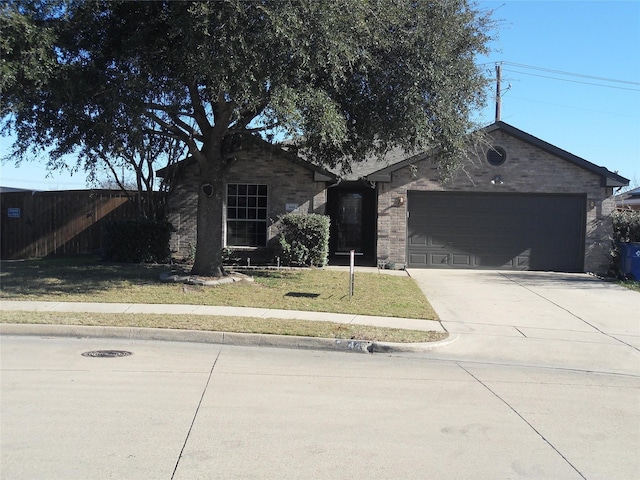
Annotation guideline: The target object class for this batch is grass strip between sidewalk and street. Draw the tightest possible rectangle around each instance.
[2,311,446,344]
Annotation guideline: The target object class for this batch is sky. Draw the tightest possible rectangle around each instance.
[1,0,639,191]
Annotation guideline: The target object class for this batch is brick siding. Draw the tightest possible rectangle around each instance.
[166,151,327,262]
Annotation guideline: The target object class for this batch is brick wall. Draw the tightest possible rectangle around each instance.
[167,151,328,262]
[376,130,616,273]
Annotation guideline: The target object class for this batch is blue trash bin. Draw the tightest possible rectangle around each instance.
[619,242,640,280]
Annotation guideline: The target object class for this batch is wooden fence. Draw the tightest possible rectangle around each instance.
[1,190,141,260]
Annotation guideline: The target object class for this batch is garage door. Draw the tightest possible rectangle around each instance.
[407,192,586,272]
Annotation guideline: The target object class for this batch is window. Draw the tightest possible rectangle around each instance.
[486,146,507,166]
[226,184,268,247]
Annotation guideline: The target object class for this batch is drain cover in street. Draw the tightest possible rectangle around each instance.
[82,350,133,358]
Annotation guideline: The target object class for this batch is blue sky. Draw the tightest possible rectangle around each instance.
[1,0,639,190]
[474,0,639,185]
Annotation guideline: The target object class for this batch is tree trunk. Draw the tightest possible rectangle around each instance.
[190,160,227,277]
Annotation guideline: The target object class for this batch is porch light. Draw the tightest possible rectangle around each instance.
[397,196,405,206]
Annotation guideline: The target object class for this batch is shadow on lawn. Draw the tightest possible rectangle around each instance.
[0,256,167,297]
[285,292,320,298]
[0,257,304,298]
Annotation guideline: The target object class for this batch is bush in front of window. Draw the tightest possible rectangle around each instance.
[102,219,175,263]
[278,213,330,267]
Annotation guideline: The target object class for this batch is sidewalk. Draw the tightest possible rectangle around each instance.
[0,300,451,354]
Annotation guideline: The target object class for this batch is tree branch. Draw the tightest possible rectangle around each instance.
[233,96,271,131]
[147,112,201,157]
[96,148,137,207]
[187,82,211,134]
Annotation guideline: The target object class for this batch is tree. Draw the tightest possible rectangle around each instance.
[1,0,184,220]
[79,123,186,220]
[1,0,493,276]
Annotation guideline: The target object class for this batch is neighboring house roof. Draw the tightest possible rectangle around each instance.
[0,186,37,193]
[365,121,629,188]
[615,186,640,210]
[622,186,640,197]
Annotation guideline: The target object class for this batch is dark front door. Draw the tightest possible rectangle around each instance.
[327,186,376,263]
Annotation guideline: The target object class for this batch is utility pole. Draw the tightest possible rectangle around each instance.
[495,62,502,122]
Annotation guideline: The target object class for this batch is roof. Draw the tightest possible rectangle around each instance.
[156,122,629,189]
[0,186,37,193]
[324,146,424,181]
[619,186,640,198]
[365,121,629,188]
[156,141,338,182]
[615,186,640,208]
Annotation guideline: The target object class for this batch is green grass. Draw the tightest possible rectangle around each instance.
[0,256,443,343]
[0,256,437,319]
[617,279,640,292]
[1,311,446,344]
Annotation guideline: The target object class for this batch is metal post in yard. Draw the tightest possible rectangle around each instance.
[349,249,355,298]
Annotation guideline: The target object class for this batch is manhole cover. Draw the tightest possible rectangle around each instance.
[82,350,133,358]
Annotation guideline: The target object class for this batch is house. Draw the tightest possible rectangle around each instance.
[160,121,629,273]
[615,186,640,211]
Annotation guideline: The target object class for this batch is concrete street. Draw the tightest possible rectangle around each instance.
[2,336,638,480]
[1,270,639,479]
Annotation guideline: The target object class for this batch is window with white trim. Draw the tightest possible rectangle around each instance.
[226,184,268,247]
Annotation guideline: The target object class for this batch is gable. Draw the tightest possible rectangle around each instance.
[156,142,337,183]
[484,122,627,187]
[365,122,628,188]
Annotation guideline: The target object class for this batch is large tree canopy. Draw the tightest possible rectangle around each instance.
[1,0,493,275]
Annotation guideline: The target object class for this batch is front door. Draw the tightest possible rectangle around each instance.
[327,186,376,263]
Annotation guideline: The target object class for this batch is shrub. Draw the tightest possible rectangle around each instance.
[611,209,640,275]
[613,209,640,243]
[278,213,330,267]
[102,219,174,263]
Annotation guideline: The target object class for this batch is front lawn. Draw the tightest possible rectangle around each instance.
[0,256,438,320]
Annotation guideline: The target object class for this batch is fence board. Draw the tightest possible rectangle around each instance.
[1,190,141,259]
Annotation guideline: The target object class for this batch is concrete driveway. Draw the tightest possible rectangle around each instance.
[407,270,640,375]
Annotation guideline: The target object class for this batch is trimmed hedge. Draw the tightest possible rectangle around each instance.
[102,219,174,263]
[278,213,330,267]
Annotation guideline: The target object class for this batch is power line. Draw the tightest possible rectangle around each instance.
[505,95,640,118]
[486,60,640,123]
[501,61,640,86]
[503,68,640,92]
[480,61,640,90]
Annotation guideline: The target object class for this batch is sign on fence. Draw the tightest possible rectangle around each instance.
[7,208,20,218]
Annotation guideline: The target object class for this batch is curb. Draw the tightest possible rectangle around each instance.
[0,323,455,354]
[373,333,458,353]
